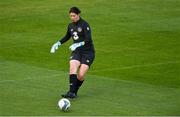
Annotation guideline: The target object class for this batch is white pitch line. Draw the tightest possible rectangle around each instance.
[90,61,179,72]
[0,60,179,85]
[0,73,66,84]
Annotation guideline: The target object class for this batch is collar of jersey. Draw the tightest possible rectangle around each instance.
[73,17,82,25]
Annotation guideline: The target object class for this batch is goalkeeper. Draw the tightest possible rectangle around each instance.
[50,7,95,98]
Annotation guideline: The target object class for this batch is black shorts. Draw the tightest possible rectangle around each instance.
[70,51,95,67]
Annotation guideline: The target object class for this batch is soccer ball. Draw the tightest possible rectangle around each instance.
[58,98,71,111]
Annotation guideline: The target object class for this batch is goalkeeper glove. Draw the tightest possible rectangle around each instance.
[50,41,61,53]
[69,41,85,51]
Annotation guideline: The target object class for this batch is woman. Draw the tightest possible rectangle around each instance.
[50,7,95,98]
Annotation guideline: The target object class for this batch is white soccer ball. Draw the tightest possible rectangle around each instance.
[58,98,71,111]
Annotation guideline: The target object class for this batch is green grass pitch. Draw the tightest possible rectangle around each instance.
[0,0,180,116]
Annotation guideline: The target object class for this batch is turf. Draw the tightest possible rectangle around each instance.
[0,0,180,116]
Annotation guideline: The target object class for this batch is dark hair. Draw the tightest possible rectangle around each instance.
[69,7,81,14]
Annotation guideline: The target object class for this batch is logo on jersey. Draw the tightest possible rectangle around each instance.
[78,27,82,32]
[70,29,73,32]
[87,27,90,30]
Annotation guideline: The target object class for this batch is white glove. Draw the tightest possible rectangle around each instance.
[69,41,85,51]
[50,41,61,53]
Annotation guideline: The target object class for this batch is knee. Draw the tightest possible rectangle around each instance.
[78,73,84,81]
[70,65,77,74]
[69,60,80,74]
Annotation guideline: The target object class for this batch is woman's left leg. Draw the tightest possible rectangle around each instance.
[75,64,89,95]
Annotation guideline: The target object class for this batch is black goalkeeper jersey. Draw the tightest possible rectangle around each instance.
[59,18,95,52]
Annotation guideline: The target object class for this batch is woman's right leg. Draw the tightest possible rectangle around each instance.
[62,60,80,98]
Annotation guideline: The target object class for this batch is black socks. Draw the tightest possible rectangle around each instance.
[69,74,77,93]
[75,79,84,95]
[69,74,84,95]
